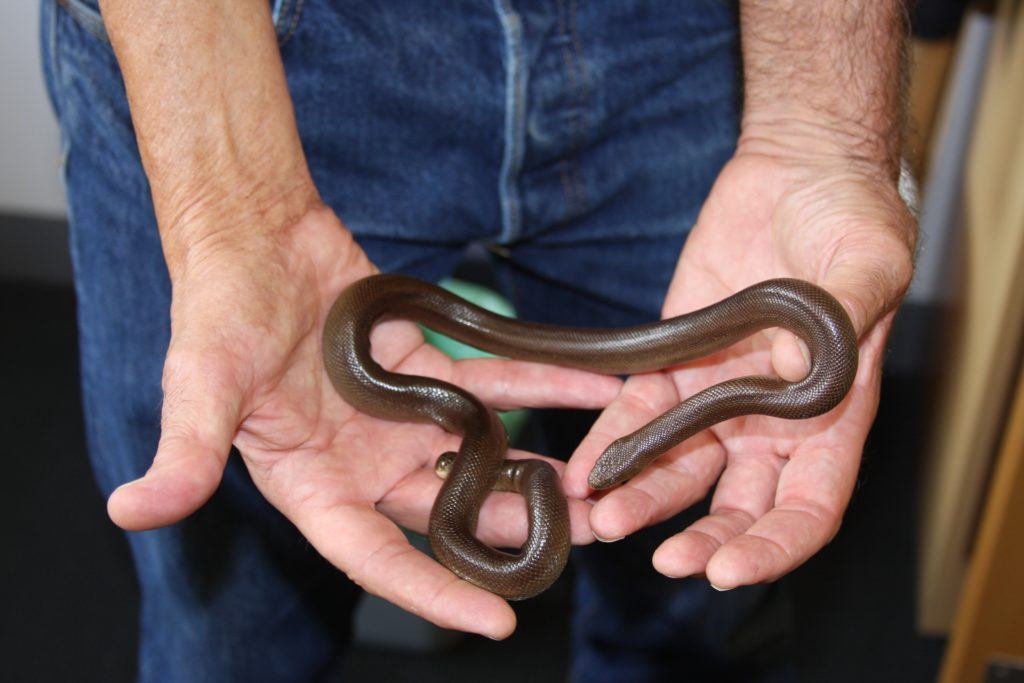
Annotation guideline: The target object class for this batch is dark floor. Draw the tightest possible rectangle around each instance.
[0,279,946,682]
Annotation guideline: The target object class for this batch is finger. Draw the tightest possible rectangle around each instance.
[367,318,427,369]
[772,210,913,380]
[651,452,782,579]
[391,341,623,411]
[450,357,622,410]
[108,347,242,531]
[703,446,856,589]
[587,431,723,542]
[818,227,914,339]
[694,319,878,587]
[292,502,516,639]
[378,450,596,546]
[563,372,680,499]
[703,504,836,589]
[770,329,811,382]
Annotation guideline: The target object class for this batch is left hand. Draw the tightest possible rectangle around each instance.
[563,142,915,589]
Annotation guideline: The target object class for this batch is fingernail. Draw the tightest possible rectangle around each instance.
[594,534,624,543]
[710,583,731,592]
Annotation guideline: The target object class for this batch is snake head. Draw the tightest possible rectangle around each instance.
[434,451,458,480]
[588,437,644,490]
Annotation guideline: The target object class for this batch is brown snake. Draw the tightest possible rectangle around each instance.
[322,274,858,600]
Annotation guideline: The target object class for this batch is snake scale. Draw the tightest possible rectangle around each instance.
[322,274,858,600]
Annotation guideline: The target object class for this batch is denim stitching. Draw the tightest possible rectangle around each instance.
[555,0,578,212]
[272,0,288,39]
[279,0,305,46]
[493,0,527,245]
[555,0,588,213]
[568,0,588,207]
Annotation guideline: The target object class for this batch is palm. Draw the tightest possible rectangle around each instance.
[666,155,881,455]
[564,153,912,588]
[110,209,620,637]
[237,304,595,558]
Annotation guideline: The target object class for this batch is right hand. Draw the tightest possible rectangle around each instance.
[107,206,623,638]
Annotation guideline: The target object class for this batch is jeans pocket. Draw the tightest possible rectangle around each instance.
[56,0,304,46]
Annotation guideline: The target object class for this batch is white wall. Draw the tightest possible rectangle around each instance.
[1,1,66,217]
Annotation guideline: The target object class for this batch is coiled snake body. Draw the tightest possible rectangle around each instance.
[322,274,858,600]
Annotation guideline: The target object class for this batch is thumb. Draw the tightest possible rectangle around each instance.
[772,233,913,381]
[107,346,244,531]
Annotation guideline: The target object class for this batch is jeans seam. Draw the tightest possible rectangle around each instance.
[493,0,527,245]
[555,0,578,213]
[569,0,588,209]
[555,0,588,214]
[278,0,305,46]
[272,0,291,34]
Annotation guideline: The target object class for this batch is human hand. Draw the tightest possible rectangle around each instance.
[97,0,625,640]
[107,206,622,638]
[563,143,915,589]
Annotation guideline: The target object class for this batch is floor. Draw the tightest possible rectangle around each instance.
[0,279,946,682]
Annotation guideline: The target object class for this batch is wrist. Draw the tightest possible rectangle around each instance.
[99,0,320,279]
[160,176,322,282]
[738,0,908,180]
[737,112,900,181]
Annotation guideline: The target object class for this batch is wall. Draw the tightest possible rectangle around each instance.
[1,1,71,284]
[1,2,66,217]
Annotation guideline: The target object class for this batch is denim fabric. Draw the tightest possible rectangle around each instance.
[41,0,787,680]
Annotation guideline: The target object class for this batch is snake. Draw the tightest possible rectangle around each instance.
[321,274,858,601]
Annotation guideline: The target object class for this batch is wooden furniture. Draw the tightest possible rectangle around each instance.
[908,38,956,181]
[939,365,1024,681]
[919,0,1024,635]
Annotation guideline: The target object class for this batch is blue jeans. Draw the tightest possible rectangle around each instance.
[42,0,788,680]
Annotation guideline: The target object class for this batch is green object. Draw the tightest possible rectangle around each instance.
[420,279,529,441]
